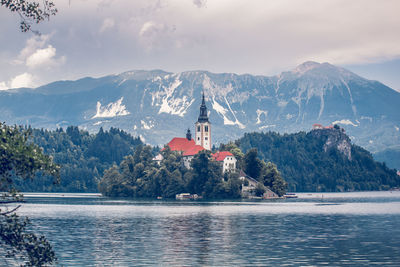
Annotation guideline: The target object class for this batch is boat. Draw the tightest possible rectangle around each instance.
[175,193,201,200]
[284,193,298,198]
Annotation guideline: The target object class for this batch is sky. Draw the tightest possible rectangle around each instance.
[0,0,399,91]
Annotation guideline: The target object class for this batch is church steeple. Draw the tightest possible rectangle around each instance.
[195,92,211,150]
[186,128,192,140]
[198,92,209,123]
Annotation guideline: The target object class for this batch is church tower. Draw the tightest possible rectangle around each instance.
[195,93,211,150]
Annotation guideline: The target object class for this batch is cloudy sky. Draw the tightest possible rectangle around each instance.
[1,0,399,90]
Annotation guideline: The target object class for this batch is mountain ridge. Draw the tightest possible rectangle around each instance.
[0,61,399,153]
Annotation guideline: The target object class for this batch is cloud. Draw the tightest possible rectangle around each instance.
[0,73,36,90]
[299,42,400,65]
[138,21,175,51]
[99,18,115,33]
[10,73,35,88]
[192,0,206,8]
[13,35,51,65]
[26,45,57,68]
[0,82,7,91]
[13,35,65,69]
[139,21,167,37]
[1,0,400,89]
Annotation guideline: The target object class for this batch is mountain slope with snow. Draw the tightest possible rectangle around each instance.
[0,62,399,152]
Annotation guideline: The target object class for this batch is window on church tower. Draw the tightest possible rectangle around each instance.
[205,125,208,132]
[197,126,200,132]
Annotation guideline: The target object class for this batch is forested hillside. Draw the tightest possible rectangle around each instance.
[234,128,399,192]
[14,126,143,192]
[15,125,399,193]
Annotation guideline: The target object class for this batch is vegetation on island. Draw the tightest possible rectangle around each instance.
[98,141,287,199]
[98,145,243,199]
[235,129,400,192]
[219,143,288,197]
[0,122,59,266]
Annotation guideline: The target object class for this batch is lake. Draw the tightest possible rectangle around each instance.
[15,191,400,266]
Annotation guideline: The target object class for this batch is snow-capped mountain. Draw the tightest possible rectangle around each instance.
[0,62,399,153]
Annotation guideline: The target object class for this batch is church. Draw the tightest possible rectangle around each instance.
[154,93,237,173]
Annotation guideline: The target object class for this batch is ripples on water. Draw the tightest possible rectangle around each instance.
[16,192,400,266]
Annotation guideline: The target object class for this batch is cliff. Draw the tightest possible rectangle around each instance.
[311,126,352,160]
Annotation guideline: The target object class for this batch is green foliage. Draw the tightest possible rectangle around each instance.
[242,148,287,196]
[0,122,58,266]
[254,183,266,197]
[14,126,143,193]
[0,214,56,266]
[99,147,241,199]
[237,130,400,192]
[1,0,57,32]
[243,148,264,179]
[262,162,287,197]
[0,123,59,192]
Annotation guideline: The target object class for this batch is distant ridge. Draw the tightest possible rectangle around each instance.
[0,62,399,153]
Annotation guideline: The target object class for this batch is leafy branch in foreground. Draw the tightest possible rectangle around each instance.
[1,0,57,33]
[1,122,59,266]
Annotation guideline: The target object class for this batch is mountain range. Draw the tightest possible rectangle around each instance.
[1,61,399,158]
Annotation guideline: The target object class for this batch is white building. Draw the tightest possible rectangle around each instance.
[212,151,237,173]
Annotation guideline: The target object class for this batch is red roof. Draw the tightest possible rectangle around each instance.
[183,145,205,156]
[212,151,234,161]
[166,137,195,151]
[165,137,205,156]
[313,123,323,127]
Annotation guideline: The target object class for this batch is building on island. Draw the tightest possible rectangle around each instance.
[212,151,237,173]
[154,93,236,173]
[195,93,212,150]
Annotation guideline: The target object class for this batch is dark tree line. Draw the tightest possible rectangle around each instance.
[235,129,400,192]
[15,124,397,195]
[14,126,143,192]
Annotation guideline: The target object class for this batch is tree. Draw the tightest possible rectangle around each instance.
[1,0,57,33]
[188,151,212,195]
[0,122,59,266]
[254,183,265,197]
[244,148,263,179]
[260,162,287,197]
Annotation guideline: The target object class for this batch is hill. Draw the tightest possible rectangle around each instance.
[14,126,143,192]
[234,127,399,192]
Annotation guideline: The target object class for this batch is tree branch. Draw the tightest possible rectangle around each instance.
[0,205,21,216]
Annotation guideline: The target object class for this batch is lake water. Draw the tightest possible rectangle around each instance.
[15,191,400,266]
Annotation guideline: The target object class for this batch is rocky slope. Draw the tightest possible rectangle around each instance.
[0,62,399,153]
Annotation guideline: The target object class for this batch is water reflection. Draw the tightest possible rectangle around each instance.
[16,192,400,266]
